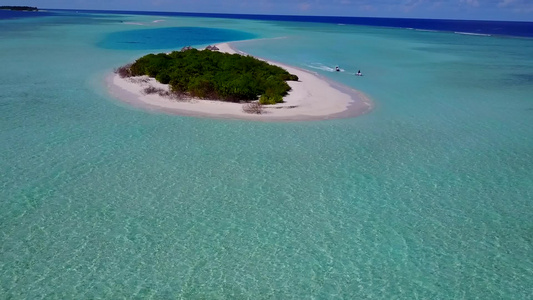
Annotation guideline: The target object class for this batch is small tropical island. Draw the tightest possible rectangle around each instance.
[0,6,38,11]
[109,43,371,120]
[115,47,299,113]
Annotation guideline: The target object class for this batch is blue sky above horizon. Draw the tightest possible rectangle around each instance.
[4,0,533,21]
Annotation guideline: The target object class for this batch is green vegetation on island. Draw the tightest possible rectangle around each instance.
[116,48,299,105]
[0,6,38,11]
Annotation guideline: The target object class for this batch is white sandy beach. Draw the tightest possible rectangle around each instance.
[107,42,372,121]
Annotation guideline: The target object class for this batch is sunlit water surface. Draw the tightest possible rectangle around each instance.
[1,11,532,298]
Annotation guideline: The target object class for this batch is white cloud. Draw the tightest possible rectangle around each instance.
[498,0,515,7]
[461,0,480,7]
[401,0,425,12]
[498,0,533,12]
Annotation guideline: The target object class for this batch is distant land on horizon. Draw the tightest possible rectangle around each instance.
[0,6,38,11]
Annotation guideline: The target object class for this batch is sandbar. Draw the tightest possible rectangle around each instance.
[106,42,372,121]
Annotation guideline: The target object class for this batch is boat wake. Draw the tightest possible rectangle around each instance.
[306,63,345,72]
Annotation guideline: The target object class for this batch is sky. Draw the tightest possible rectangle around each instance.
[4,0,533,21]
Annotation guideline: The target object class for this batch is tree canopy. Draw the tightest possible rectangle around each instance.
[125,49,299,104]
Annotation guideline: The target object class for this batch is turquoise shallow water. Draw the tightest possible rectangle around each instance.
[1,12,532,298]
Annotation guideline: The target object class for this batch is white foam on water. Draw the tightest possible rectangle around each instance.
[454,31,491,36]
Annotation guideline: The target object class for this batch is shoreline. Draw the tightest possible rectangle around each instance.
[106,42,373,121]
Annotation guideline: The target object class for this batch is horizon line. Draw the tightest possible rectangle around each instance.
[41,8,533,23]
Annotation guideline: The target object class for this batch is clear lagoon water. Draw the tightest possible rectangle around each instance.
[1,10,532,298]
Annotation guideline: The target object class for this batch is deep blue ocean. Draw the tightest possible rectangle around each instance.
[1,8,532,299]
[2,8,533,37]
